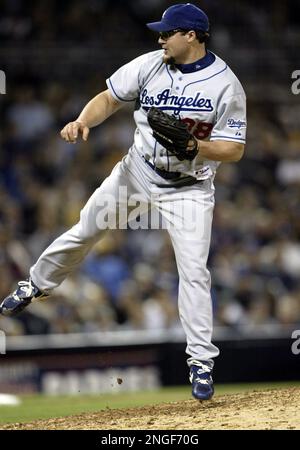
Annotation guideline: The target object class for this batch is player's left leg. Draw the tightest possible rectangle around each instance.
[153,179,219,400]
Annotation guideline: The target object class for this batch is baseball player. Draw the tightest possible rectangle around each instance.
[0,3,246,401]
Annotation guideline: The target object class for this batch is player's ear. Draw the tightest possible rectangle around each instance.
[186,30,197,43]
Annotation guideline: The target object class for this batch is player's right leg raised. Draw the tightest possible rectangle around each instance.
[0,159,143,316]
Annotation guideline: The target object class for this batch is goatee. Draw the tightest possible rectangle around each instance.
[163,56,176,70]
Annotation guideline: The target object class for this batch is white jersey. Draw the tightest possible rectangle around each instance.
[107,49,246,180]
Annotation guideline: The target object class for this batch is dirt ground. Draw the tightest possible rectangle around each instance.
[2,387,300,430]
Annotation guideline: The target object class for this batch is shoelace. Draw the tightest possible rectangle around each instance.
[193,362,211,374]
[19,280,35,295]
[15,280,35,298]
[190,362,212,385]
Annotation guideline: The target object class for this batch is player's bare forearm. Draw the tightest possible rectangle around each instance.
[77,90,122,128]
[195,140,245,162]
[60,89,123,143]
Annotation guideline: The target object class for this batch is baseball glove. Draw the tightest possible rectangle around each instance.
[147,107,198,161]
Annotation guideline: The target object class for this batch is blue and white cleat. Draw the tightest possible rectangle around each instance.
[189,361,214,401]
[0,279,47,317]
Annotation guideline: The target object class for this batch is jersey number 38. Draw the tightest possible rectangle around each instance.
[181,118,213,140]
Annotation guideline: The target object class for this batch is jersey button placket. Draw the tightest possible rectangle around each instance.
[176,76,184,94]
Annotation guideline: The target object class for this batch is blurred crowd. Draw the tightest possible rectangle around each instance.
[1,0,300,336]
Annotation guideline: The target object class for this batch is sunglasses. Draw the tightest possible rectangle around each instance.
[159,29,187,40]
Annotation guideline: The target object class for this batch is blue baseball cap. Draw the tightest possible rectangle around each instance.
[147,3,209,33]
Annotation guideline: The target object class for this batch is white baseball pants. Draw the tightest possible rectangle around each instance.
[30,147,219,364]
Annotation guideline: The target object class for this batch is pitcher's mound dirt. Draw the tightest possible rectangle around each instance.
[2,387,300,430]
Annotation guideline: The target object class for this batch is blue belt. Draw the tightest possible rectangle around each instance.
[144,159,182,180]
[144,157,200,188]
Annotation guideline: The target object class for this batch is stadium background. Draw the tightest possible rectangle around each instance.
[0,0,300,400]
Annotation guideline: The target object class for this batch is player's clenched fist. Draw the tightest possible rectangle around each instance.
[60,120,90,143]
